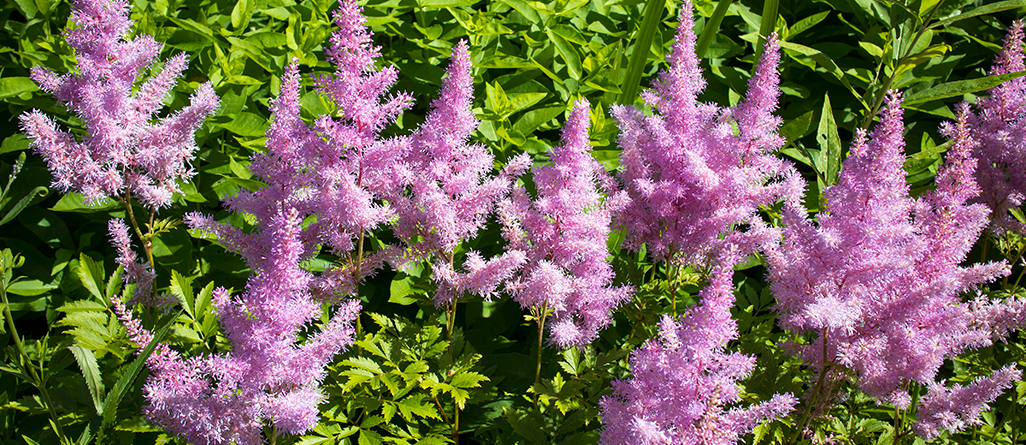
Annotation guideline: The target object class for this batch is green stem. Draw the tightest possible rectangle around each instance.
[534,300,550,388]
[2,275,67,441]
[788,327,832,445]
[860,0,945,129]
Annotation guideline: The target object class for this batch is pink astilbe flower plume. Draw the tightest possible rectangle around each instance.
[766,92,1018,437]
[599,253,797,444]
[614,0,801,267]
[499,100,630,348]
[388,40,527,306]
[20,0,219,209]
[968,21,1026,234]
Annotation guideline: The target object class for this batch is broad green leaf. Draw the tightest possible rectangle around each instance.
[0,77,38,100]
[546,29,582,81]
[0,134,29,155]
[6,279,57,296]
[389,275,417,305]
[395,394,439,421]
[50,192,121,213]
[419,0,478,7]
[486,82,516,119]
[70,345,105,414]
[504,408,547,444]
[503,0,542,23]
[215,112,270,137]
[816,93,842,186]
[231,0,254,31]
[512,106,565,138]
[929,1,1026,29]
[903,71,1026,105]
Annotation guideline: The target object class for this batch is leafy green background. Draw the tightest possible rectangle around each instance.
[1,0,1026,443]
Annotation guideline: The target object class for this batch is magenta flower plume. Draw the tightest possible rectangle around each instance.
[766,92,1015,435]
[614,1,801,266]
[120,207,361,444]
[388,40,526,305]
[20,0,218,209]
[600,255,796,444]
[499,100,630,348]
[188,0,411,299]
[968,21,1026,234]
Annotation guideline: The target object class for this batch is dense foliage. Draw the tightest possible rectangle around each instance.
[2,0,1026,444]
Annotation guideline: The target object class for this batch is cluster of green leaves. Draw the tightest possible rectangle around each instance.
[1,0,1026,444]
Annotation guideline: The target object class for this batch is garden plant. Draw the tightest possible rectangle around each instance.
[2,0,1026,443]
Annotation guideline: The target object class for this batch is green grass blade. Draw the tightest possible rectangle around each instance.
[755,0,779,59]
[617,0,666,105]
[696,0,732,58]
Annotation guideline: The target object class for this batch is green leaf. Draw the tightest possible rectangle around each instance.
[170,270,195,318]
[787,10,829,39]
[696,0,732,58]
[450,371,487,388]
[0,77,38,100]
[778,41,868,109]
[344,356,384,375]
[816,93,842,186]
[6,279,57,296]
[70,345,105,414]
[546,29,582,81]
[100,310,182,429]
[504,408,547,444]
[50,192,122,213]
[903,71,1026,106]
[77,253,106,301]
[419,0,478,7]
[502,0,542,23]
[215,112,270,137]
[929,1,1026,29]
[395,394,439,421]
[0,134,29,155]
[512,106,565,137]
[230,0,254,31]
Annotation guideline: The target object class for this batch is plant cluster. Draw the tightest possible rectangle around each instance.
[1,0,1026,444]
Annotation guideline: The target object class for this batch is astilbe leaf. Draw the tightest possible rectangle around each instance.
[765,91,1020,437]
[19,0,219,210]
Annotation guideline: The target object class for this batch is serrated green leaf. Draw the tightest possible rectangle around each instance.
[170,270,195,318]
[77,254,105,301]
[450,371,487,388]
[344,356,384,375]
[70,345,105,414]
[395,394,439,421]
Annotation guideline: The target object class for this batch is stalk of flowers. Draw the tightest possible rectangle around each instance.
[613,0,802,308]
[386,40,528,313]
[498,99,631,367]
[19,0,218,305]
[765,91,1019,438]
[599,250,797,444]
[968,21,1026,236]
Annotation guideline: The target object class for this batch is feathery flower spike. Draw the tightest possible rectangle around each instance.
[499,99,631,348]
[20,0,219,209]
[766,92,1018,437]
